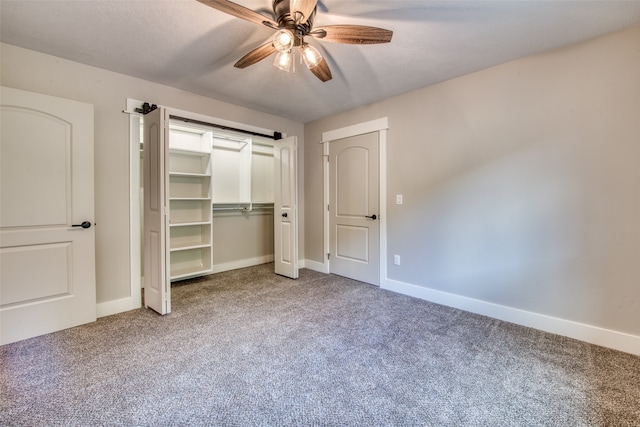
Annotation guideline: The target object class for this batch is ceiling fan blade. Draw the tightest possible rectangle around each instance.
[309,57,332,82]
[234,42,277,69]
[290,0,317,25]
[312,25,393,44]
[197,0,277,28]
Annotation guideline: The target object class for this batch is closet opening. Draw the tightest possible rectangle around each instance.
[130,101,298,314]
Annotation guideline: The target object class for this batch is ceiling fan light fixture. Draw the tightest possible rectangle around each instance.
[198,0,392,83]
[301,44,322,69]
[273,29,294,52]
[274,50,294,72]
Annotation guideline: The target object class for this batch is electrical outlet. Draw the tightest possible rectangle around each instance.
[394,255,401,265]
[396,194,403,205]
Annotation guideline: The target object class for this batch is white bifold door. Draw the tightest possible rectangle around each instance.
[143,107,171,315]
[0,86,96,344]
[274,136,299,279]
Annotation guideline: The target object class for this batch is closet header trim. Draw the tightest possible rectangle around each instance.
[170,115,282,141]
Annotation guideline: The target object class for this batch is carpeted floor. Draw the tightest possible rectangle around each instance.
[1,263,639,426]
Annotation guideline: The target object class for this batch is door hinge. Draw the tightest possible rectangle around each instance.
[327,253,331,260]
[327,204,330,211]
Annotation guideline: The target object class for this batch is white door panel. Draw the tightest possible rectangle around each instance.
[336,225,370,262]
[274,136,298,279]
[1,242,72,306]
[143,107,170,314]
[336,146,369,216]
[0,108,69,227]
[0,86,96,345]
[329,132,379,285]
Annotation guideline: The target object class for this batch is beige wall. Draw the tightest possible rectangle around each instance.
[1,43,304,307]
[305,26,640,337]
[212,211,274,267]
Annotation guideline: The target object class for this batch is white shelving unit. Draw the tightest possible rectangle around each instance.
[168,126,213,281]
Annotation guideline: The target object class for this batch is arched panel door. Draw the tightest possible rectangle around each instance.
[329,132,380,285]
[0,86,96,344]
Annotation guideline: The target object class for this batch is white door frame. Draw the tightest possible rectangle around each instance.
[321,117,388,285]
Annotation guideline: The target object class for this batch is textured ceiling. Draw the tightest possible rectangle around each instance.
[1,1,639,123]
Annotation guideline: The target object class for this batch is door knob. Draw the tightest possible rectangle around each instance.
[365,214,377,220]
[282,213,288,218]
[72,221,92,229]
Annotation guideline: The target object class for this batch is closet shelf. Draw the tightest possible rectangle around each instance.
[170,242,211,252]
[169,221,211,227]
[169,148,210,157]
[170,267,213,281]
[169,171,210,177]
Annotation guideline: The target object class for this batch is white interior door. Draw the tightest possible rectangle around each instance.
[274,136,298,279]
[143,107,171,314]
[0,86,96,345]
[329,132,380,285]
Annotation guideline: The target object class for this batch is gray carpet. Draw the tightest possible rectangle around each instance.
[1,264,639,426]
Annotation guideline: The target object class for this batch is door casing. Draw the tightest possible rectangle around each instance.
[321,118,388,285]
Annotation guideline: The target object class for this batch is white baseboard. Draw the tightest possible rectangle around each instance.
[302,258,329,274]
[381,277,640,356]
[97,296,140,318]
[212,255,274,274]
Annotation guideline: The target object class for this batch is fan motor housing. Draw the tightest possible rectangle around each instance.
[273,0,316,37]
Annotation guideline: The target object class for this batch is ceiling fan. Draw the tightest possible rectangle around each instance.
[197,0,393,82]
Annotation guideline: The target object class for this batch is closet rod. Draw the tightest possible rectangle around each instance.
[212,207,246,211]
[170,114,281,140]
[212,205,274,212]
